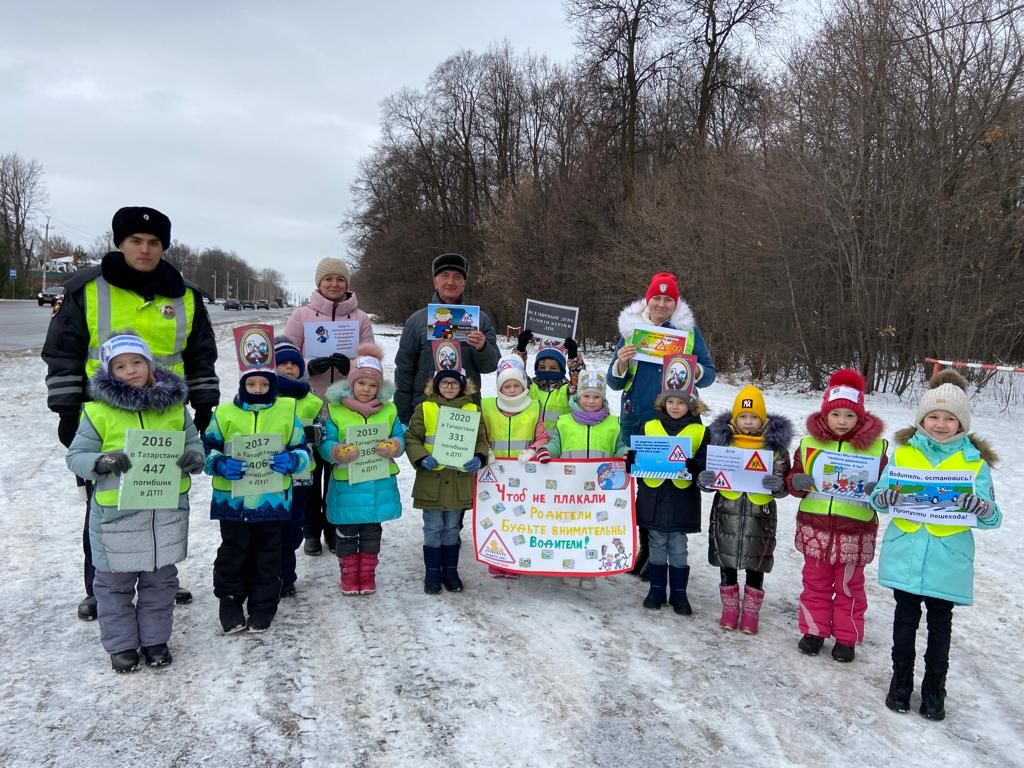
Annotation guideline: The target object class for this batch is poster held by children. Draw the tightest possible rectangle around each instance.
[230,433,285,497]
[432,407,481,468]
[119,429,186,510]
[704,445,774,493]
[522,299,579,341]
[233,324,275,370]
[345,422,390,484]
[303,320,360,359]
[628,435,692,480]
[426,303,480,341]
[889,467,978,527]
[628,323,690,365]
[473,458,636,576]
[805,449,881,500]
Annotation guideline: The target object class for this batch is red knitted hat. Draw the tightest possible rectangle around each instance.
[645,272,680,304]
[821,369,865,419]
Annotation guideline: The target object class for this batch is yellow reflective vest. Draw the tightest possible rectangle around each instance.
[211,398,298,493]
[555,413,620,459]
[482,398,540,458]
[420,400,479,470]
[326,401,400,482]
[529,382,570,431]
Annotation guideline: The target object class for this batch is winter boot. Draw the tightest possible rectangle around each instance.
[280,582,297,598]
[141,643,173,668]
[832,642,856,663]
[719,584,740,630]
[78,595,97,621]
[631,527,650,579]
[668,565,693,616]
[339,554,361,595]
[174,587,193,605]
[441,544,464,592]
[219,597,247,635]
[643,563,668,610]
[359,553,379,595]
[738,585,765,635]
[919,668,947,721]
[423,546,443,595]
[303,537,322,556]
[885,660,915,713]
[798,634,825,656]
[110,649,140,673]
[247,614,272,632]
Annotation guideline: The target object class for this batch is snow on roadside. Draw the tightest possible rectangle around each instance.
[0,323,1020,768]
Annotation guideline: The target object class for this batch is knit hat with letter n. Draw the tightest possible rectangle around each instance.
[916,369,971,432]
[645,272,680,304]
[821,369,866,419]
[732,385,767,423]
[112,206,171,250]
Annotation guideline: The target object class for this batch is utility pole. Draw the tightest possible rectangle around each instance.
[226,270,231,297]
[42,217,50,290]
[212,271,217,300]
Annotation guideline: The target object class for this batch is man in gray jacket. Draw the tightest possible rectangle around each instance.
[394,253,500,424]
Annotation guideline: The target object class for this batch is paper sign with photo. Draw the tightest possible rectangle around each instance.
[233,325,274,371]
[629,323,690,365]
[660,354,698,397]
[431,339,462,372]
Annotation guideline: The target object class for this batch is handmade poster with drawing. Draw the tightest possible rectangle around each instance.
[303,320,360,359]
[888,467,977,527]
[804,449,881,500]
[431,339,462,372]
[233,325,274,371]
[660,354,698,397]
[629,323,689,365]
[426,304,480,342]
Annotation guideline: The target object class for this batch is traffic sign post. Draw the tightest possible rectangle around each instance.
[8,269,14,299]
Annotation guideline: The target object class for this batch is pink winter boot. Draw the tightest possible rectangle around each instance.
[339,554,360,596]
[720,584,740,630]
[739,586,765,635]
[359,553,379,595]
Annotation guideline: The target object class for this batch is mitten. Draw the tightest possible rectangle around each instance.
[762,474,784,493]
[534,446,551,464]
[419,455,440,471]
[192,406,212,434]
[960,493,993,520]
[303,424,325,446]
[95,451,132,475]
[790,473,813,491]
[697,470,718,491]
[374,439,402,459]
[212,456,246,480]
[517,448,536,464]
[463,455,483,474]
[270,451,300,475]
[58,412,79,449]
[875,488,902,508]
[330,353,351,376]
[624,450,636,474]
[563,337,579,359]
[307,357,332,376]
[516,329,534,353]
[176,450,205,474]
[331,444,359,465]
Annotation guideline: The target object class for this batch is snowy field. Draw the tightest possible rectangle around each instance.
[1,321,1021,768]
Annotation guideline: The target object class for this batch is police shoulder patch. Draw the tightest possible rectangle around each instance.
[51,294,65,318]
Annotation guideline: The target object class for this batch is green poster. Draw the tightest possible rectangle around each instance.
[230,433,284,498]
[431,406,480,468]
[119,429,186,511]
[345,422,389,485]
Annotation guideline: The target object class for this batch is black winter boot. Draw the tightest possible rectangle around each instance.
[668,565,693,615]
[919,669,947,721]
[219,597,247,635]
[110,649,140,673]
[885,660,914,713]
[643,562,667,609]
[441,544,464,592]
[174,587,192,605]
[78,595,97,621]
[798,634,825,656]
[423,546,442,595]
[141,643,173,667]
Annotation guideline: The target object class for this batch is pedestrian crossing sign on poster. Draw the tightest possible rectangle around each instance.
[710,471,732,490]
[478,530,516,565]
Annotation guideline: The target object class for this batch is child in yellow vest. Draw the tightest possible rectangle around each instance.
[870,370,1001,721]
[273,336,325,597]
[405,368,490,594]
[698,386,792,634]
[319,344,404,597]
[514,332,586,431]
[481,357,550,578]
[66,334,205,672]
[628,389,707,614]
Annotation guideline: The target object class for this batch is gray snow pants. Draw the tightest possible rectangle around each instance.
[93,565,179,654]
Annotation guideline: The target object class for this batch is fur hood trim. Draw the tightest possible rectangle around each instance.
[656,395,709,417]
[709,410,794,452]
[423,378,478,399]
[616,297,696,338]
[87,366,188,412]
[326,378,395,405]
[894,426,998,465]
[805,412,885,450]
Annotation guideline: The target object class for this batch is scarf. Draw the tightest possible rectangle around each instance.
[497,390,532,414]
[731,422,766,449]
[343,396,382,418]
[572,406,610,426]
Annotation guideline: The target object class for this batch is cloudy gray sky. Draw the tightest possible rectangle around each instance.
[0,1,579,297]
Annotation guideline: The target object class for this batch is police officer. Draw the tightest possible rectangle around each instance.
[42,206,220,620]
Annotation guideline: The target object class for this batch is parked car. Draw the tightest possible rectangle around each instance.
[241,300,256,310]
[223,298,241,310]
[256,299,270,310]
[38,286,64,306]
[912,487,960,505]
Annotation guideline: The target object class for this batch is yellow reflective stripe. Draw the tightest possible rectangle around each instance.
[890,445,982,537]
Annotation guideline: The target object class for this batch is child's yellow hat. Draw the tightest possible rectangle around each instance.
[732,385,767,423]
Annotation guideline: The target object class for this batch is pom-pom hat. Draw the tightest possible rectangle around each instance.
[274,336,305,379]
[821,369,866,419]
[348,343,386,388]
[916,369,971,432]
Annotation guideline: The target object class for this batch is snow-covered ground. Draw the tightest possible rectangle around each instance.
[1,323,1021,768]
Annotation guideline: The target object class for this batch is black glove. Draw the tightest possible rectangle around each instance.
[762,474,784,493]
[95,451,132,475]
[516,329,534,353]
[58,412,79,448]
[307,357,332,376]
[330,353,351,376]
[176,450,205,474]
[697,470,718,492]
[192,406,212,434]
[564,337,578,359]
[303,424,325,446]
[624,450,636,474]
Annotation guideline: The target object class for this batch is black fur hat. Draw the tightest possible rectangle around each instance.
[112,206,171,250]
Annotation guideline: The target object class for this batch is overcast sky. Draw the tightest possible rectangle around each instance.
[0,2,580,297]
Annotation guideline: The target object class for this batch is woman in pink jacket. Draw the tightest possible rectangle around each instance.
[283,257,375,556]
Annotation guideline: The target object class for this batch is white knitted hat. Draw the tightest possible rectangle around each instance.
[916,369,971,432]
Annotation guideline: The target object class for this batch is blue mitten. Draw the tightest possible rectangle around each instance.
[270,451,299,475]
[420,456,440,471]
[463,456,483,474]
[213,456,246,480]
